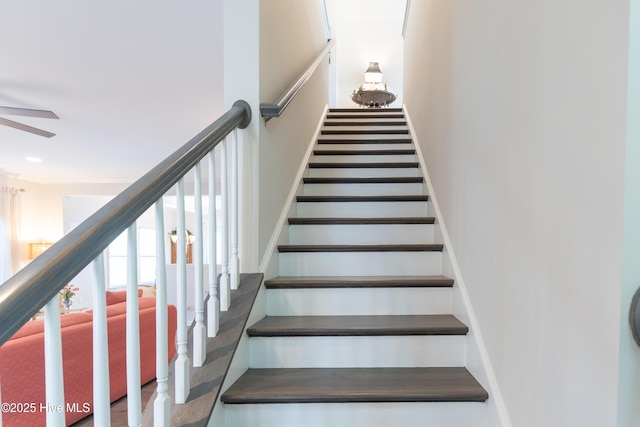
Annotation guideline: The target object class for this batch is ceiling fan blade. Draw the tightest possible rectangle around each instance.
[0,116,56,138]
[0,106,59,119]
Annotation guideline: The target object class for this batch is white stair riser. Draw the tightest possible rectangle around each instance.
[296,201,429,217]
[324,119,407,123]
[325,113,405,118]
[224,402,487,427]
[320,127,409,133]
[317,138,412,144]
[279,251,443,276]
[312,154,416,163]
[303,182,423,196]
[266,287,452,316]
[249,335,466,368]
[315,143,412,150]
[308,168,421,178]
[288,224,435,245]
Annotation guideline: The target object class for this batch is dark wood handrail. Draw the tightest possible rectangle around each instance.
[0,100,251,347]
[260,39,335,123]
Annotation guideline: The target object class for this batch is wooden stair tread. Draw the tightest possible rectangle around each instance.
[313,149,416,155]
[264,275,455,289]
[296,195,429,202]
[318,134,411,143]
[247,315,468,337]
[288,217,435,225]
[221,367,488,403]
[278,244,444,252]
[308,162,419,168]
[321,126,409,135]
[303,177,423,184]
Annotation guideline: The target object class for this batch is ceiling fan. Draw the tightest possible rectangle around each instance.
[0,106,59,138]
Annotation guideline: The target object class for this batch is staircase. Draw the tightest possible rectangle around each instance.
[220,108,488,426]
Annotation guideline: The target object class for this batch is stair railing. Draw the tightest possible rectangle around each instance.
[0,100,251,426]
[259,38,335,123]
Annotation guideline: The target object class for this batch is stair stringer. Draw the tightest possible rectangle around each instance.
[404,106,512,427]
[208,280,268,427]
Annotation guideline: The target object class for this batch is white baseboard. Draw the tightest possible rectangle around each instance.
[403,104,512,427]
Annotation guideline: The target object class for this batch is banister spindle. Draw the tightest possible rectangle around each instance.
[44,295,65,426]
[220,138,231,311]
[193,162,206,367]
[230,129,240,290]
[153,198,170,425]
[92,252,111,425]
[126,222,142,426]
[207,151,220,337]
[175,179,190,404]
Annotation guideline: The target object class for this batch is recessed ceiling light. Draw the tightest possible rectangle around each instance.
[25,156,42,163]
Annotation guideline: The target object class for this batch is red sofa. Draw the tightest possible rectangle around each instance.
[0,295,177,426]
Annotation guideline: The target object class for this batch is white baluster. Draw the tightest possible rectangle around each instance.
[92,253,111,426]
[127,222,142,426]
[175,179,190,404]
[230,129,240,290]
[220,138,231,311]
[44,295,65,426]
[154,199,170,425]
[207,151,219,337]
[193,162,206,367]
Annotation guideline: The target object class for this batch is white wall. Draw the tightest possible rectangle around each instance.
[331,0,405,108]
[257,0,329,262]
[404,1,629,426]
[618,0,640,424]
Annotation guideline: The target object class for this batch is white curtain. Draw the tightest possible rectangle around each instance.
[0,190,11,282]
[10,192,21,274]
[0,188,22,282]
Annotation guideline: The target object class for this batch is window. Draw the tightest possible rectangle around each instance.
[107,227,156,288]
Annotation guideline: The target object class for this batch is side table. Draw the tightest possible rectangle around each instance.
[351,90,396,108]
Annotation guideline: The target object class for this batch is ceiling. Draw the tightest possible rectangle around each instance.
[0,1,224,184]
[1,1,407,185]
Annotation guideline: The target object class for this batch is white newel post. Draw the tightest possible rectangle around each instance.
[208,152,220,337]
[92,253,111,426]
[193,162,206,367]
[220,138,231,311]
[44,295,65,427]
[154,199,170,425]
[230,129,240,290]
[175,179,190,404]
[126,222,142,427]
